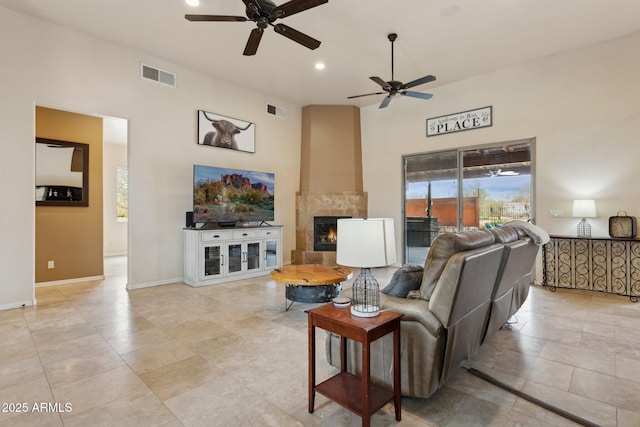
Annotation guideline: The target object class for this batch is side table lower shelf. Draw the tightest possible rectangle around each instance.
[315,371,395,418]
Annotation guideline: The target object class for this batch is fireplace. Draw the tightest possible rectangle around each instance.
[314,216,351,251]
[294,191,367,265]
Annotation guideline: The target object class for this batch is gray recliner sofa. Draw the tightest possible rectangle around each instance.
[483,226,539,340]
[326,226,541,399]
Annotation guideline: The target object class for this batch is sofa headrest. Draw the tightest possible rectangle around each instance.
[419,229,495,300]
[489,226,521,243]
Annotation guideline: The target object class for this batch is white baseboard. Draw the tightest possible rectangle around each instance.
[104,252,127,257]
[36,275,105,287]
[0,299,36,311]
[127,277,183,290]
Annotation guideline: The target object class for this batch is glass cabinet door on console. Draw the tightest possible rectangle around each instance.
[227,241,262,275]
[202,244,224,279]
[265,239,278,268]
[246,242,261,271]
[227,243,243,274]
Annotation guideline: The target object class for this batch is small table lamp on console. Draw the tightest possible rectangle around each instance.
[336,218,396,317]
[572,199,596,237]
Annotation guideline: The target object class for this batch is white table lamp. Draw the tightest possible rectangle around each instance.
[336,218,396,317]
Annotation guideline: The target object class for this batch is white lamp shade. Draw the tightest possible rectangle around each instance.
[572,199,596,218]
[336,218,396,268]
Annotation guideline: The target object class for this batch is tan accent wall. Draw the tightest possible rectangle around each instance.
[300,105,363,193]
[295,105,366,265]
[35,106,103,283]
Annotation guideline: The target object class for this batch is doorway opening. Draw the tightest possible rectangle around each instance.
[103,116,129,286]
[34,106,129,288]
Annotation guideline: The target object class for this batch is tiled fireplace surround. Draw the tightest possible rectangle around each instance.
[294,191,367,265]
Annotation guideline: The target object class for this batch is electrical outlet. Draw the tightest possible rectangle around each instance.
[47,260,54,269]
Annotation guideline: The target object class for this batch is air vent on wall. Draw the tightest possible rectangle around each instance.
[141,63,176,88]
[266,103,286,119]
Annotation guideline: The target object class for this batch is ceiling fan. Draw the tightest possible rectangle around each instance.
[486,168,520,177]
[185,0,327,56]
[348,33,436,108]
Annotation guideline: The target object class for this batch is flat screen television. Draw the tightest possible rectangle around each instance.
[193,164,275,225]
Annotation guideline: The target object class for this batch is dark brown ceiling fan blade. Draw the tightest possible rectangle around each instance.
[243,28,264,56]
[186,1,325,56]
[273,23,321,50]
[401,91,433,100]
[347,91,386,99]
[369,76,390,90]
[273,0,328,18]
[402,74,436,90]
[379,95,393,109]
[185,14,247,22]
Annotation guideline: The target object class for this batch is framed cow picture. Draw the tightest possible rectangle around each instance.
[197,110,255,153]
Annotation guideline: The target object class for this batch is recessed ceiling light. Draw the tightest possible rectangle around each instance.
[440,4,460,17]
[185,0,200,7]
[315,62,326,70]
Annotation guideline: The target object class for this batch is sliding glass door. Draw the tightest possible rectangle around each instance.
[404,150,459,264]
[403,140,533,265]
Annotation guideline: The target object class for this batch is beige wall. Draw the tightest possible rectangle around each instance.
[361,32,640,279]
[2,5,639,308]
[300,105,362,193]
[35,106,104,283]
[0,6,301,308]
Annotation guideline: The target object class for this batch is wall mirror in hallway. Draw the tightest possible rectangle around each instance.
[35,137,89,207]
[403,139,534,265]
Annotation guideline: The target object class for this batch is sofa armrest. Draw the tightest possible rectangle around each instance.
[381,294,444,337]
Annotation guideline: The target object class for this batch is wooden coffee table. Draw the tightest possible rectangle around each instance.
[271,264,352,311]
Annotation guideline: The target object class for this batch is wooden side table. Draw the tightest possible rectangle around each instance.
[306,303,403,427]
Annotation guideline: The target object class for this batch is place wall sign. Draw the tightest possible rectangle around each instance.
[426,106,492,137]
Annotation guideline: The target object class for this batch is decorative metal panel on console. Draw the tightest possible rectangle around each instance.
[543,236,640,302]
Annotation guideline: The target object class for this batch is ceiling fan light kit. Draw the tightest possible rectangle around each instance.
[347,33,436,108]
[185,0,327,56]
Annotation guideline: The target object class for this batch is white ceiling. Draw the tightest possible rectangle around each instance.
[3,0,640,107]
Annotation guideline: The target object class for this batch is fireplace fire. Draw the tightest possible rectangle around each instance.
[314,216,351,251]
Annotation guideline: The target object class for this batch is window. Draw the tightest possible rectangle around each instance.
[116,167,128,221]
[403,140,533,265]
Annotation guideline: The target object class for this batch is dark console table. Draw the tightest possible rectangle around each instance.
[543,235,640,302]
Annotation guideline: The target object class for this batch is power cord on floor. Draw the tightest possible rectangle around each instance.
[467,368,601,427]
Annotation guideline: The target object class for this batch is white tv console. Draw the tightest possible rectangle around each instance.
[183,225,283,287]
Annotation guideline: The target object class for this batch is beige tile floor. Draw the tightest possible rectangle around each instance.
[1,256,640,426]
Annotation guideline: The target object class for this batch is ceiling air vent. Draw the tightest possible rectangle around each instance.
[141,63,176,88]
[266,103,286,119]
